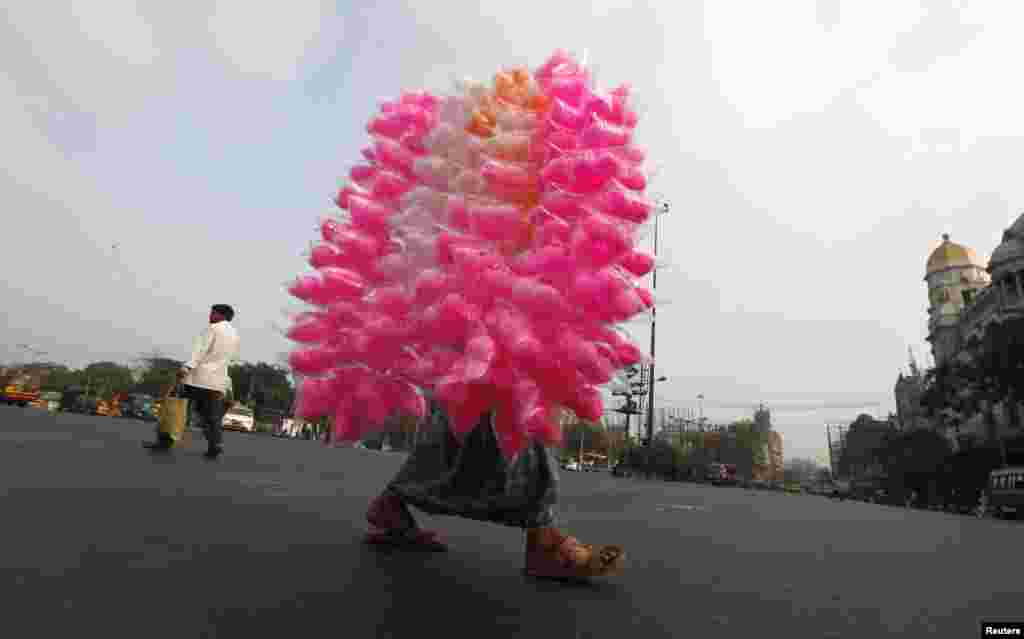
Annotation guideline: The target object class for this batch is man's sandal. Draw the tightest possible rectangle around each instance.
[524,527,625,580]
[364,493,448,552]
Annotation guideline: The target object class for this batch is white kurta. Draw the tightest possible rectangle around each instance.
[182,321,241,393]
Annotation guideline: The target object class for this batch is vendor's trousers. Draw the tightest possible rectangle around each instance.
[181,385,227,448]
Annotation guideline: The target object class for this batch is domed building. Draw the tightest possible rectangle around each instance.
[912,213,1024,454]
[924,234,990,365]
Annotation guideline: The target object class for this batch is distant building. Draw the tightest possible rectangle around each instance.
[753,403,771,434]
[894,348,928,431]
[766,431,783,480]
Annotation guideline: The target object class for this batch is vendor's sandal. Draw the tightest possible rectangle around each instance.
[366,493,416,531]
[523,527,625,580]
[363,527,448,552]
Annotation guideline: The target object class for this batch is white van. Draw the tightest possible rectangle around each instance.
[223,404,255,432]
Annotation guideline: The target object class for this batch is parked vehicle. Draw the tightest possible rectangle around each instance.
[1,384,40,407]
[563,460,581,472]
[611,462,632,478]
[120,394,156,421]
[706,463,738,486]
[829,480,851,500]
[222,404,255,432]
[978,466,1024,520]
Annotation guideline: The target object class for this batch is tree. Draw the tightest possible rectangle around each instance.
[81,362,135,398]
[228,361,295,417]
[133,355,184,397]
[39,365,81,392]
[880,428,952,500]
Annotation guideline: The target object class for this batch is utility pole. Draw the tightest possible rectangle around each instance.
[645,201,669,446]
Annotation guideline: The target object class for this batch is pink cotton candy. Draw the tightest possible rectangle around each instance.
[539,191,586,220]
[309,243,344,269]
[413,269,449,305]
[289,347,337,375]
[320,218,341,243]
[579,119,632,149]
[286,50,657,456]
[620,249,655,277]
[635,286,654,308]
[370,170,413,200]
[462,333,497,382]
[295,376,335,418]
[573,213,632,268]
[332,226,383,263]
[318,267,367,301]
[592,188,653,223]
[286,313,331,343]
[469,203,525,241]
[395,382,426,419]
[536,215,573,245]
[374,138,416,178]
[480,159,536,190]
[567,384,604,422]
[348,195,394,234]
[350,165,377,182]
[288,273,323,304]
[615,161,646,191]
[371,285,413,317]
[573,151,619,193]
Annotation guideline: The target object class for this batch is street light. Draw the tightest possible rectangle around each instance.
[697,393,705,427]
[644,201,670,445]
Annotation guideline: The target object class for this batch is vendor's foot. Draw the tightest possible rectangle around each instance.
[203,446,223,460]
[366,493,416,531]
[524,527,625,580]
[364,493,447,551]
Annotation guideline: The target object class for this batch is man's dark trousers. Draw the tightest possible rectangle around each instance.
[181,384,227,449]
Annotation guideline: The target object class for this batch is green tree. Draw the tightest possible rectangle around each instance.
[228,361,295,417]
[880,428,952,500]
[133,355,183,397]
[81,362,135,398]
[39,365,82,392]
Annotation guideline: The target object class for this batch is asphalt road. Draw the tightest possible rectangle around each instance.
[0,405,1020,638]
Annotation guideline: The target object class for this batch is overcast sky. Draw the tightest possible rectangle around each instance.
[3,0,1023,462]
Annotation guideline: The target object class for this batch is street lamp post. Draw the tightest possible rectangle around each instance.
[644,202,669,445]
[698,394,705,428]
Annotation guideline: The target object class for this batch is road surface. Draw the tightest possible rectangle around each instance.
[0,406,1019,638]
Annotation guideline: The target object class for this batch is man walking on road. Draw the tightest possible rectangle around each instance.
[145,304,240,459]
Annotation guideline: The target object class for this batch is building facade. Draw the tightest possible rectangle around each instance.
[915,214,1024,453]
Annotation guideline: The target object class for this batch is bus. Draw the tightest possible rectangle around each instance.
[979,467,1024,520]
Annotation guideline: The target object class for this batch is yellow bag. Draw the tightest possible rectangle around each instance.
[157,386,191,447]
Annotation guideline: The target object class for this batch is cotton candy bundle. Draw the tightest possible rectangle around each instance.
[286,50,657,458]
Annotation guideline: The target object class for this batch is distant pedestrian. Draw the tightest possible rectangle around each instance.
[144,304,240,459]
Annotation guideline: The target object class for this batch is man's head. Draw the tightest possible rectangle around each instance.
[210,304,235,324]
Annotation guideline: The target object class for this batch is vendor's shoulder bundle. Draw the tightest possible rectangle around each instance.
[286,50,659,458]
